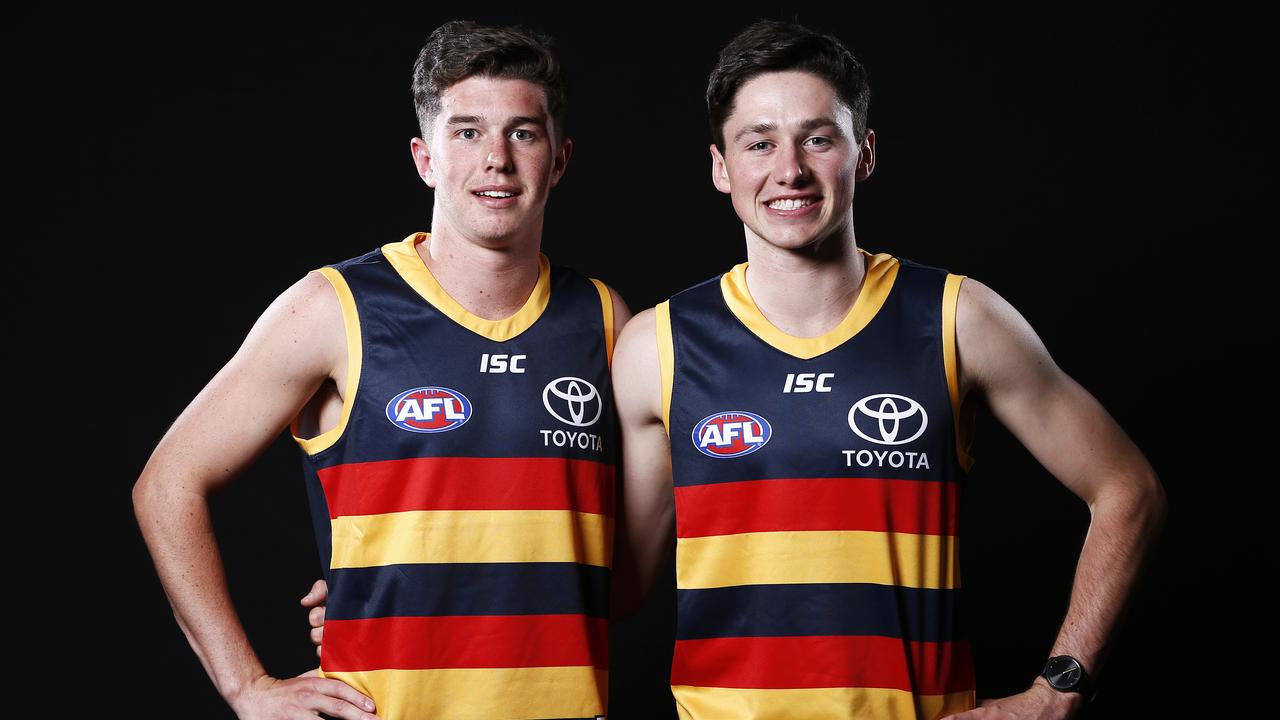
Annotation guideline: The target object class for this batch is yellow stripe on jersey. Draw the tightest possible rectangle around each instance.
[590,277,615,366]
[656,300,675,436]
[942,273,974,471]
[382,232,552,342]
[719,250,900,360]
[676,529,959,590]
[325,666,607,720]
[292,266,362,455]
[330,509,614,569]
[672,685,975,720]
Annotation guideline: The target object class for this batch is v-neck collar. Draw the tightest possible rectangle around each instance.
[719,250,900,359]
[382,232,552,342]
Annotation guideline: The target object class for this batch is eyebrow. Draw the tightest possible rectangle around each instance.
[800,117,842,134]
[733,117,844,143]
[508,115,548,128]
[445,114,484,126]
[734,122,777,143]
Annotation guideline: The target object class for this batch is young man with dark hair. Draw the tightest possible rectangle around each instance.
[610,20,1165,719]
[135,20,626,720]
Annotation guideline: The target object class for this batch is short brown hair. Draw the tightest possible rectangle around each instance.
[411,20,568,141]
[707,20,870,151]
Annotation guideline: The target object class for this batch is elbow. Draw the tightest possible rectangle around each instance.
[132,465,177,529]
[1143,471,1169,539]
[1092,467,1167,541]
[1115,468,1168,541]
[132,471,157,526]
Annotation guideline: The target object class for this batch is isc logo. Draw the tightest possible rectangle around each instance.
[386,386,472,433]
[783,372,834,393]
[480,353,526,373]
[691,411,772,458]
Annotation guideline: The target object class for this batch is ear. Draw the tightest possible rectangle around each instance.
[856,128,876,182]
[411,136,436,188]
[549,137,573,188]
[710,143,732,195]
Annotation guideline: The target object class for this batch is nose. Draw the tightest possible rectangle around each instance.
[773,142,808,186]
[484,137,514,173]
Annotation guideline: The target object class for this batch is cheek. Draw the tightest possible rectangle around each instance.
[726,165,766,201]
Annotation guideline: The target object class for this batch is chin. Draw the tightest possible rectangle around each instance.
[759,228,822,250]
[475,222,530,246]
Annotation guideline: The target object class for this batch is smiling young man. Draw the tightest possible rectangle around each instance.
[610,20,1166,720]
[134,21,626,720]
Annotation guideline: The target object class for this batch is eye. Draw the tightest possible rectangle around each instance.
[805,136,832,147]
[512,129,536,141]
[459,129,479,140]
[748,141,772,152]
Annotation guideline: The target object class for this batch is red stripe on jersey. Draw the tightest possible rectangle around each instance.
[670,635,973,694]
[318,456,615,519]
[321,615,609,672]
[674,477,957,538]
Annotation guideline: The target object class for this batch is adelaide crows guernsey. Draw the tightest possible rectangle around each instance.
[656,251,976,720]
[292,233,616,720]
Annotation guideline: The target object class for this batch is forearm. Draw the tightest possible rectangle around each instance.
[609,492,674,619]
[1046,473,1167,677]
[133,475,267,704]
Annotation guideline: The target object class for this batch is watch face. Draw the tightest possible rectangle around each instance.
[1044,656,1083,691]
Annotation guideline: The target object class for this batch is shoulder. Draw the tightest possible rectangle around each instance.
[956,278,1041,350]
[955,277,1058,395]
[235,271,346,379]
[270,270,345,332]
[612,306,664,417]
[615,306,659,368]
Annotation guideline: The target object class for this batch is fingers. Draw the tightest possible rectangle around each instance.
[309,604,326,629]
[310,624,324,647]
[234,675,376,720]
[305,678,378,719]
[300,578,329,607]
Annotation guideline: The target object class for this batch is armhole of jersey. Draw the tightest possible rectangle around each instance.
[943,273,975,471]
[291,267,363,456]
[655,300,674,438]
[589,278,615,366]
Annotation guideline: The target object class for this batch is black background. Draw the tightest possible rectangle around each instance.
[15,3,1270,717]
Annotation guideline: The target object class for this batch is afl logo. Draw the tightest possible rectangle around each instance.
[692,411,772,458]
[847,393,927,445]
[386,386,472,433]
[542,376,602,427]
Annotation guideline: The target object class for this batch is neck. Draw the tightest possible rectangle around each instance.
[417,222,543,321]
[742,226,866,338]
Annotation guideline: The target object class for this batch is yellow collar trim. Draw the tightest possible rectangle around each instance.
[382,232,551,342]
[720,250,900,359]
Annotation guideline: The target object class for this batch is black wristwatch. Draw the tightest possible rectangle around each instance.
[1040,655,1094,698]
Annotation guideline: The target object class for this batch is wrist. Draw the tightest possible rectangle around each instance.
[224,669,271,709]
[1032,675,1087,715]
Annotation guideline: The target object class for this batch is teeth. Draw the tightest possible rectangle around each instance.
[476,190,515,198]
[768,198,815,210]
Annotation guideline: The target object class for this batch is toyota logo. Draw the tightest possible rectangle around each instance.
[847,393,928,445]
[542,376,603,427]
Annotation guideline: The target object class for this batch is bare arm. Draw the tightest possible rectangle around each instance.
[943,279,1167,719]
[609,307,676,618]
[133,272,378,719]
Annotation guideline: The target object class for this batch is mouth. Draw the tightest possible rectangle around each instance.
[471,186,522,207]
[763,195,822,215]
[471,185,519,197]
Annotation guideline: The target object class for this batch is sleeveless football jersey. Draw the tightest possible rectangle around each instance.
[292,233,616,720]
[656,251,976,720]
